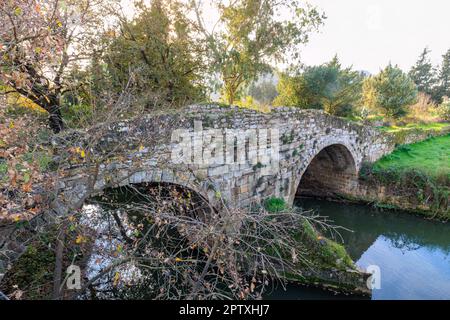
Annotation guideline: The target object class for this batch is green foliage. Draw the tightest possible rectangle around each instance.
[374,135,450,177]
[105,0,206,107]
[360,135,450,217]
[247,76,278,105]
[0,243,55,300]
[409,48,438,99]
[253,162,264,171]
[61,103,93,128]
[0,159,7,182]
[274,56,363,116]
[434,49,450,103]
[379,122,449,134]
[437,99,450,121]
[363,64,418,119]
[264,197,287,212]
[199,0,325,104]
[298,220,354,270]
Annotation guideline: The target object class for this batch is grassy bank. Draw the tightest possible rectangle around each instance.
[373,134,450,178]
[378,122,449,134]
[360,134,449,219]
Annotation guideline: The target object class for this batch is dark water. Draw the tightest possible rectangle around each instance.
[269,198,450,300]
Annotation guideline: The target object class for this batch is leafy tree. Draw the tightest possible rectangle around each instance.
[363,64,418,119]
[274,56,363,116]
[0,0,107,132]
[192,0,325,105]
[247,75,278,105]
[435,49,450,102]
[105,0,206,107]
[409,48,438,99]
[437,98,450,121]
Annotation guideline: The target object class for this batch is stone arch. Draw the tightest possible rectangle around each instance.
[96,180,215,222]
[119,168,216,210]
[293,143,359,200]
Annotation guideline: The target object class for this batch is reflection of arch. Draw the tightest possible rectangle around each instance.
[295,144,358,199]
[94,181,214,222]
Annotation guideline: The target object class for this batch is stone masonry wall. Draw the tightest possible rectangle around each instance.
[57,104,395,210]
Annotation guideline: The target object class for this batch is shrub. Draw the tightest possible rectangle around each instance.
[437,99,450,121]
[264,197,287,212]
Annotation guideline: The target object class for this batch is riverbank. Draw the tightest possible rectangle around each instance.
[286,198,450,300]
[0,196,370,299]
[356,134,449,220]
[263,198,370,296]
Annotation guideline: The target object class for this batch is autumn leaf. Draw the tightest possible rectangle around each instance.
[113,272,121,286]
[22,180,32,193]
[75,235,86,244]
[14,7,22,16]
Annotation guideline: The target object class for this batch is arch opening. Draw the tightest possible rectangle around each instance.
[296,144,358,198]
[90,182,214,221]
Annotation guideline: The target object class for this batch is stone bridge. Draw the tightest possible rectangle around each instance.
[57,104,395,210]
[0,104,398,276]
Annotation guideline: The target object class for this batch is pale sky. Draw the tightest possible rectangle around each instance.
[120,0,450,74]
[301,0,450,74]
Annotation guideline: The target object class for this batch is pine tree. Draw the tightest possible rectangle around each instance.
[436,49,450,102]
[365,64,418,119]
[409,48,437,98]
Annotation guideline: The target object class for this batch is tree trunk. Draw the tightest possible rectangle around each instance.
[47,98,64,133]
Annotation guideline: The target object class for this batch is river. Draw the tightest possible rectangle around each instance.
[81,194,450,300]
[268,198,450,300]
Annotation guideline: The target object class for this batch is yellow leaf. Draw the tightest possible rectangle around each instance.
[80,150,85,158]
[175,257,183,262]
[75,235,85,244]
[113,272,120,286]
[139,145,144,152]
[9,121,14,129]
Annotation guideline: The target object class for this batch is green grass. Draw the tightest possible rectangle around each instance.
[378,122,449,133]
[373,134,450,178]
[264,197,287,212]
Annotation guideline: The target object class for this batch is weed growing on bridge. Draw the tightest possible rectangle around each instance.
[264,197,287,212]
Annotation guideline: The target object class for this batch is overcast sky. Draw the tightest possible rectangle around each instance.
[121,0,450,74]
[300,0,450,74]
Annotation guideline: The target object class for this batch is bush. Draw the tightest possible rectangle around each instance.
[264,197,287,212]
[61,103,93,128]
[437,100,450,121]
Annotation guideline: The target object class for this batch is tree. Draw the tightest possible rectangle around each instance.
[435,49,450,102]
[247,74,278,105]
[105,0,207,107]
[274,56,363,116]
[408,48,438,99]
[363,64,418,119]
[0,0,108,133]
[192,0,325,105]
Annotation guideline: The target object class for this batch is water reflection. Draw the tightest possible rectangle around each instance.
[290,198,450,300]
